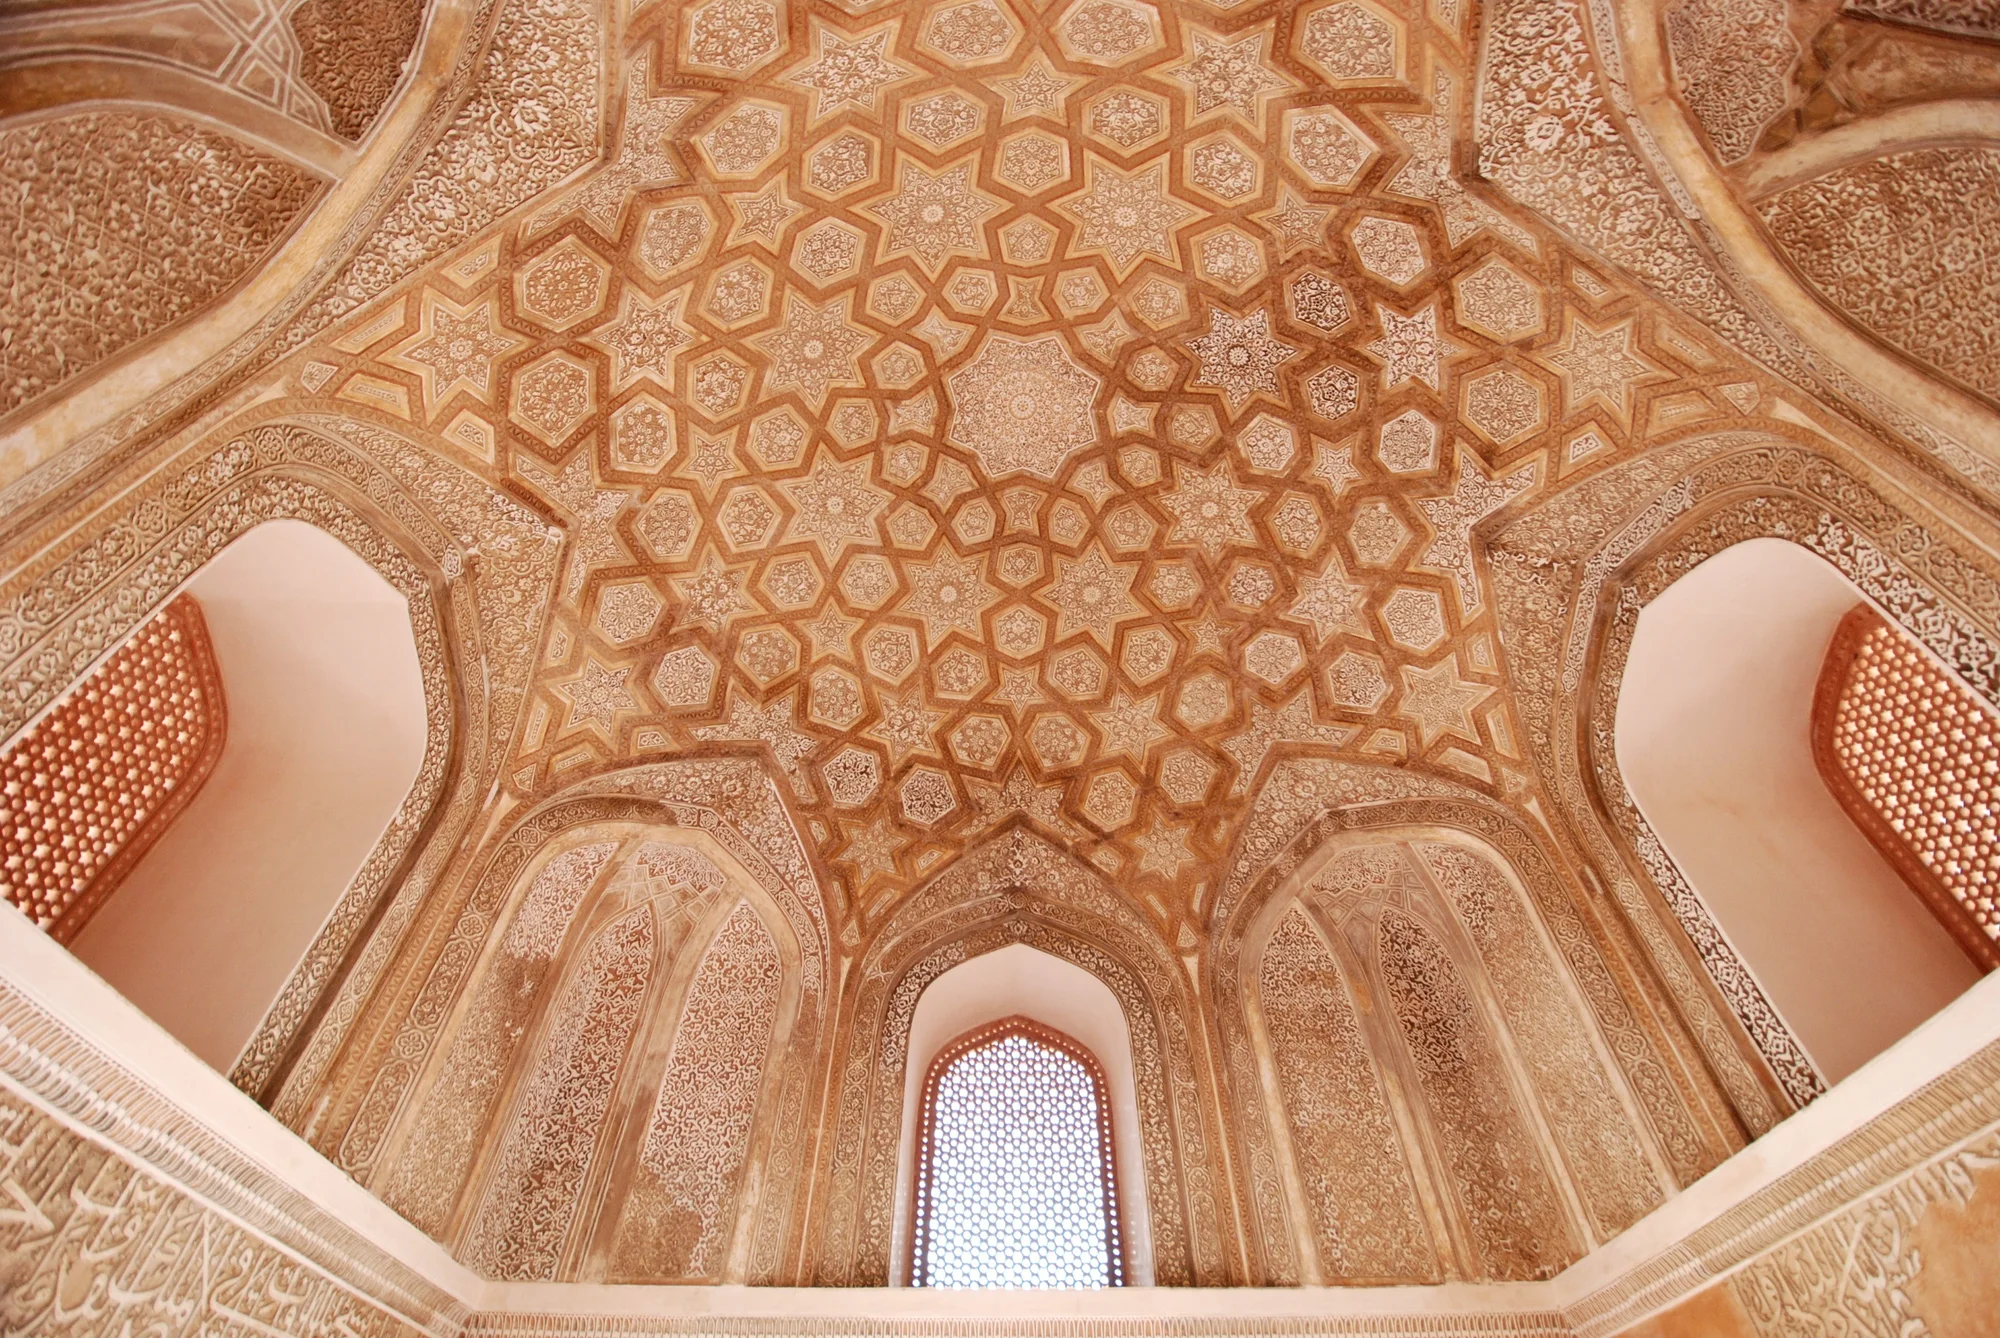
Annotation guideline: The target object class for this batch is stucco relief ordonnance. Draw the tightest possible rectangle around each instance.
[1213,764,1723,1285]
[210,0,1895,972]
[0,0,600,521]
[291,0,432,140]
[7,0,2000,1321]
[1759,148,2000,404]
[1477,0,2000,502]
[0,0,427,141]
[0,112,321,418]
[810,827,1232,1288]
[317,760,830,1285]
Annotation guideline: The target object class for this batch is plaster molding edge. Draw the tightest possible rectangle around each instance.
[1610,0,2000,460]
[1740,98,2000,200]
[0,0,481,489]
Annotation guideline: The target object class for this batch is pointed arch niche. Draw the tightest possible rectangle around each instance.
[1235,826,1670,1286]
[1616,537,1987,1085]
[809,828,1236,1288]
[3,518,427,1072]
[378,820,808,1285]
[891,944,1154,1285]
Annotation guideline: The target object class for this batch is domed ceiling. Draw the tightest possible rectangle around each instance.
[4,0,1999,951]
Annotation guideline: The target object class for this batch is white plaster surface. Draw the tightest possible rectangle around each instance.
[69,519,428,1073]
[1616,538,1979,1084]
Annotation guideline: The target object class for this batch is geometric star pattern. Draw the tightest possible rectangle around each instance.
[290,0,1773,935]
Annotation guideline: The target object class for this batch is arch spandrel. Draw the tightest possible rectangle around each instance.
[810,824,1237,1288]
[0,409,561,1115]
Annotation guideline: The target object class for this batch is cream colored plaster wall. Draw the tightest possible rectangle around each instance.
[890,943,1157,1286]
[70,519,427,1073]
[1615,537,1978,1085]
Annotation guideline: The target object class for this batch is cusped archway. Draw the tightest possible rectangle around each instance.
[810,825,1237,1287]
[1617,536,1986,1082]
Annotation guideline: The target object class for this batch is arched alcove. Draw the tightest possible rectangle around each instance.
[890,943,1155,1285]
[1616,537,1982,1084]
[367,794,820,1286]
[809,826,1236,1288]
[38,519,427,1072]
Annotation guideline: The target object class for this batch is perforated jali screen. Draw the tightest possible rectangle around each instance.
[910,1019,1124,1288]
[1816,606,2000,969]
[0,596,225,942]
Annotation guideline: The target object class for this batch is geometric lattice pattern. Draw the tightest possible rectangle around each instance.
[1817,606,2000,967]
[912,1018,1123,1288]
[0,597,225,942]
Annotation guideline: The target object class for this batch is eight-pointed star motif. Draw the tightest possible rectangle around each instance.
[753,293,871,406]
[865,160,1000,273]
[780,449,891,557]
[1170,29,1293,122]
[787,25,912,120]
[1185,306,1297,407]
[1056,158,1196,275]
[1041,544,1142,648]
[1158,460,1262,555]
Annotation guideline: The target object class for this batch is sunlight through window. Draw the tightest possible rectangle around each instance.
[911,1019,1124,1288]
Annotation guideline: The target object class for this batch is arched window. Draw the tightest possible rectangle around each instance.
[1815,605,2000,970]
[1617,538,1984,1085]
[0,520,427,1072]
[0,595,225,939]
[909,1017,1124,1289]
